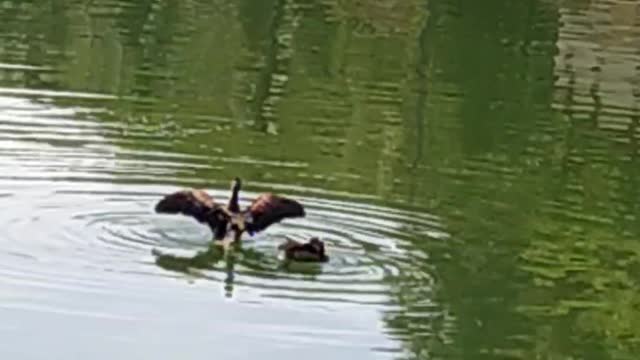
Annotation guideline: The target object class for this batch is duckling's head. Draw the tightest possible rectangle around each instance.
[309,237,325,254]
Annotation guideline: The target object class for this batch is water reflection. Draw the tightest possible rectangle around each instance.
[0,0,640,359]
[410,0,640,359]
[154,245,237,298]
[153,240,327,298]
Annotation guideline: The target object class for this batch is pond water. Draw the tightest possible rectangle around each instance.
[1,0,639,359]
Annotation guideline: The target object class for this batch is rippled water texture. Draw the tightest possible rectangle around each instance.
[0,90,450,358]
[1,0,640,359]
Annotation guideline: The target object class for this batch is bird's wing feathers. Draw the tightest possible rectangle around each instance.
[245,193,305,233]
[155,189,219,224]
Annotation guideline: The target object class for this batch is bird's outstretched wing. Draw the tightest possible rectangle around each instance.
[155,189,220,226]
[245,193,305,234]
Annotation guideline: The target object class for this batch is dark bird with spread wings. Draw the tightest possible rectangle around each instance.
[154,178,305,246]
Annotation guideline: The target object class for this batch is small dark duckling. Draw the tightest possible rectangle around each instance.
[278,237,329,263]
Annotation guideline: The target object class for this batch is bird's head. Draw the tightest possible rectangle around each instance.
[231,177,242,192]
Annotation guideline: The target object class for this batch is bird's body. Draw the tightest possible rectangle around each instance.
[278,237,329,262]
[155,178,305,246]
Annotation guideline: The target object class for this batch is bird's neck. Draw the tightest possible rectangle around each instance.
[227,184,240,212]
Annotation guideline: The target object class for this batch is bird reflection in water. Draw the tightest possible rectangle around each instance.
[152,241,324,298]
[153,244,246,298]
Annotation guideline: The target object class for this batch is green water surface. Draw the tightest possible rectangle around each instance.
[0,0,639,359]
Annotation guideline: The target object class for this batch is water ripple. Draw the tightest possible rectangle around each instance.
[0,90,446,335]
